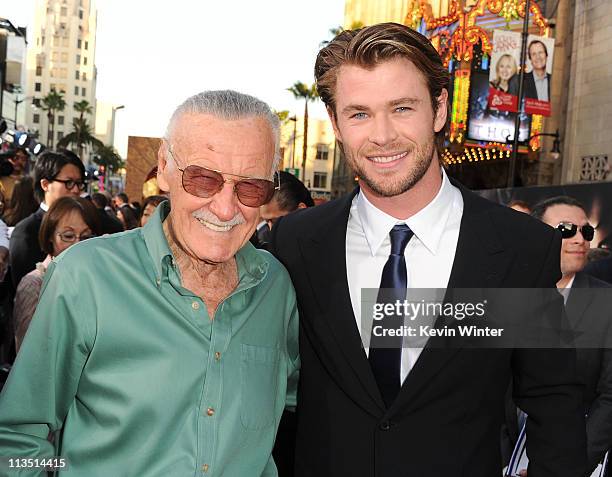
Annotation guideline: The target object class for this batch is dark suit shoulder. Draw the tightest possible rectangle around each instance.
[13,210,44,235]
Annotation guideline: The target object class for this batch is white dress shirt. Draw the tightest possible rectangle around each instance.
[346,168,464,383]
[533,72,549,101]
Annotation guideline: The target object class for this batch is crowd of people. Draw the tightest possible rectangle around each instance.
[0,21,611,477]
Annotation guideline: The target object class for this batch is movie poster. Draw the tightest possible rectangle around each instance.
[488,30,555,117]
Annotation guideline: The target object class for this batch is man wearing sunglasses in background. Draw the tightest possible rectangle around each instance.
[9,149,85,288]
[502,196,612,476]
[0,90,299,476]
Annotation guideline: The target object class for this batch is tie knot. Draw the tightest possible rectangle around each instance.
[389,224,413,256]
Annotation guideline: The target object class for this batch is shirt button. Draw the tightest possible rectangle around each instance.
[192,301,200,310]
[201,464,209,472]
[380,421,391,431]
[156,278,160,286]
[206,407,215,416]
[214,351,221,361]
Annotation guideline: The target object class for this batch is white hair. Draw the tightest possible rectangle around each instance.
[165,90,281,174]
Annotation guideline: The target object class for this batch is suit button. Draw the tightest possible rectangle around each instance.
[380,421,391,431]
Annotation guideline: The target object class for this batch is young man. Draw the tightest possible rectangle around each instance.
[272,23,585,476]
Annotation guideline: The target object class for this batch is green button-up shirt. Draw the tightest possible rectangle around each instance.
[0,202,299,476]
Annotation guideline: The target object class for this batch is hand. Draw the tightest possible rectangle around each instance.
[518,469,528,477]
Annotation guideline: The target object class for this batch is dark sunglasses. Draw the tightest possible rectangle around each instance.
[166,143,278,207]
[52,178,87,191]
[556,222,595,241]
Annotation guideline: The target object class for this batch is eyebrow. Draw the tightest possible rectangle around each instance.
[341,97,423,115]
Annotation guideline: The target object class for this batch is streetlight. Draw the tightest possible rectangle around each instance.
[529,129,561,160]
[110,104,125,148]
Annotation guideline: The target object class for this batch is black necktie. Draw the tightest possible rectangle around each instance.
[369,224,414,408]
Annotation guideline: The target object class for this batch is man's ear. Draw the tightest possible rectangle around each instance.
[297,202,308,210]
[433,88,449,134]
[40,178,50,193]
[156,142,170,193]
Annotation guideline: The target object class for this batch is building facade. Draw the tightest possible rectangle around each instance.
[341,0,612,189]
[279,116,337,201]
[24,0,97,158]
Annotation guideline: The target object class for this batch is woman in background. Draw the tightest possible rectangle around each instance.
[3,176,39,227]
[140,195,166,227]
[117,205,139,230]
[14,196,99,352]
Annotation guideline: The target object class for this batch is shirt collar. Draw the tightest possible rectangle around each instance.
[142,200,268,285]
[40,202,49,212]
[357,168,455,256]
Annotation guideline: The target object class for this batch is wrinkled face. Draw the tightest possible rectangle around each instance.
[157,113,275,264]
[41,163,83,207]
[52,210,92,257]
[529,42,547,72]
[141,203,158,227]
[497,56,516,81]
[330,58,447,198]
[542,204,590,277]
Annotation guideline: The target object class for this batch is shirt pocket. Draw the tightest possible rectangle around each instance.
[240,343,280,430]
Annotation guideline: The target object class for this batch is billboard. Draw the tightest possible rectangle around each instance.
[468,71,530,143]
[488,30,555,117]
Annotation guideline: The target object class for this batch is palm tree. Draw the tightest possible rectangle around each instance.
[41,90,66,149]
[93,144,124,174]
[321,21,365,46]
[74,100,93,121]
[287,82,318,179]
[57,117,104,159]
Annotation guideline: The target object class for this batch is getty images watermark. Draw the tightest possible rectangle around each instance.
[361,288,612,349]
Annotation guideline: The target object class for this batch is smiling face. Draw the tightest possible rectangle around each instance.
[542,204,590,277]
[157,113,275,264]
[497,55,517,82]
[528,41,548,74]
[329,58,447,199]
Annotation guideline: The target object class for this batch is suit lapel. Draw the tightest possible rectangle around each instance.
[565,272,591,329]
[392,184,514,411]
[298,190,386,415]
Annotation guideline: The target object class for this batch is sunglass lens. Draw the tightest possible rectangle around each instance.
[182,165,223,198]
[557,223,577,239]
[582,224,595,241]
[235,180,274,207]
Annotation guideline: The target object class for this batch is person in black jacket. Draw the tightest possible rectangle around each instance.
[91,192,124,235]
[271,23,586,477]
[9,150,85,287]
[503,196,612,476]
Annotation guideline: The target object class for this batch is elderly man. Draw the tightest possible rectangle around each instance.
[0,90,299,476]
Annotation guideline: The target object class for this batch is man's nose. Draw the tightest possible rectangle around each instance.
[208,181,240,221]
[368,114,399,147]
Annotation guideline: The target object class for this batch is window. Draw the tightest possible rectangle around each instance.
[58,84,66,93]
[33,98,41,107]
[58,116,64,125]
[75,70,80,80]
[78,10,83,19]
[77,39,82,48]
[36,66,42,76]
[33,114,40,124]
[74,86,79,95]
[35,82,41,92]
[85,41,88,50]
[76,54,81,64]
[57,131,64,141]
[316,143,329,160]
[61,52,68,62]
[52,51,59,61]
[61,6,67,15]
[82,87,86,96]
[50,84,57,91]
[313,172,328,189]
[83,57,87,65]
[82,72,87,81]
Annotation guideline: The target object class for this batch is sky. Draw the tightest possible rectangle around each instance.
[2,0,346,156]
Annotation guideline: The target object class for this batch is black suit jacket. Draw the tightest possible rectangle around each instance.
[9,208,46,287]
[523,71,551,102]
[272,183,586,477]
[584,257,612,285]
[566,272,612,472]
[96,208,124,235]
